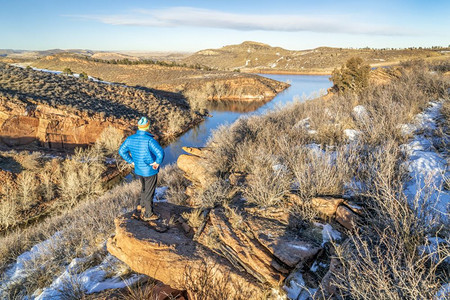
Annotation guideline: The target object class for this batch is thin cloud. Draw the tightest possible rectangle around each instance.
[68,7,416,36]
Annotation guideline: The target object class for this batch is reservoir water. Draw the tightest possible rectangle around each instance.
[162,74,332,166]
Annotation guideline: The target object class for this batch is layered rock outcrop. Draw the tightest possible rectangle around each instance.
[0,99,132,149]
[107,203,322,297]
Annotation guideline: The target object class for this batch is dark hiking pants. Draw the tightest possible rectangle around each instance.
[139,174,157,217]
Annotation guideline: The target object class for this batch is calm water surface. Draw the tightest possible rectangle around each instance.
[162,74,331,166]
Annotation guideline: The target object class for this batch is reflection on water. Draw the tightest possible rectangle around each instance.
[162,74,332,166]
[207,99,270,113]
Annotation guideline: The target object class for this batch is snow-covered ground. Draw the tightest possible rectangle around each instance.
[35,254,142,299]
[401,102,449,222]
[10,63,116,85]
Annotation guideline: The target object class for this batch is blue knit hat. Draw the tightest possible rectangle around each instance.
[138,117,150,130]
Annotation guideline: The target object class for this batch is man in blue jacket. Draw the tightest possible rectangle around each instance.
[119,117,164,221]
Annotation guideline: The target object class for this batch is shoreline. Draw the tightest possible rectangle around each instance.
[243,69,332,75]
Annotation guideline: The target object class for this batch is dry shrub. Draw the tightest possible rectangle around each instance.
[18,171,39,209]
[60,147,105,207]
[329,229,448,300]
[166,109,190,136]
[320,140,449,299]
[195,178,233,208]
[242,152,291,208]
[158,163,190,205]
[0,180,140,297]
[184,88,208,115]
[0,197,18,230]
[119,278,156,300]
[15,151,41,171]
[181,208,204,229]
[285,144,356,201]
[95,126,125,156]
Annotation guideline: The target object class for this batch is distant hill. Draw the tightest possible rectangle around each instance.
[182,41,450,74]
[12,53,288,102]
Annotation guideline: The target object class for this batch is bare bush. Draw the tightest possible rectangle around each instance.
[195,178,233,208]
[242,153,292,207]
[60,148,105,207]
[95,126,125,156]
[158,163,190,205]
[119,278,156,300]
[16,171,38,210]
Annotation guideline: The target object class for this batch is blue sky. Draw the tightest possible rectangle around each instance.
[1,0,448,52]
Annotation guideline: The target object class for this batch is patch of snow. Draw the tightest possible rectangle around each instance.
[352,105,369,122]
[1,232,63,294]
[344,129,361,141]
[154,186,168,202]
[245,59,251,66]
[417,236,450,264]
[271,63,277,68]
[293,118,311,130]
[276,52,280,56]
[283,271,317,300]
[288,244,310,251]
[315,223,342,246]
[401,102,449,222]
[35,255,143,299]
[307,130,317,135]
[435,283,450,299]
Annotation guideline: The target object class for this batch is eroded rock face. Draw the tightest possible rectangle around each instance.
[108,202,322,295]
[107,206,264,297]
[0,100,132,149]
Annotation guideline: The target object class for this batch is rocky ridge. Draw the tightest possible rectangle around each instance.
[27,54,290,102]
[183,41,449,73]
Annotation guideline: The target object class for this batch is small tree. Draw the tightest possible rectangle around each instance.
[79,72,88,80]
[63,67,73,75]
[330,57,370,93]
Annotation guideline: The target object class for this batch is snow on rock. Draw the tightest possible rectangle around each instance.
[314,223,342,246]
[283,271,317,300]
[35,254,143,299]
[401,102,449,222]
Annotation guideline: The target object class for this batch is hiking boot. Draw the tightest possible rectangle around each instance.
[141,213,160,221]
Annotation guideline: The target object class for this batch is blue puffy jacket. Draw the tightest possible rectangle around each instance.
[118,130,164,177]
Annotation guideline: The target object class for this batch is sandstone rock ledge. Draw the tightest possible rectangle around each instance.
[107,207,264,297]
[107,202,323,297]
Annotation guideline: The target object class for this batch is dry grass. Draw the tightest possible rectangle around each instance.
[181,208,204,229]
[0,180,140,298]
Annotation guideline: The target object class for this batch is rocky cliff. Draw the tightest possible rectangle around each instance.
[0,63,202,149]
